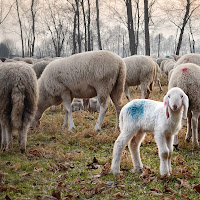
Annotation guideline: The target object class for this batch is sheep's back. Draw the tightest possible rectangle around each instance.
[40,50,123,97]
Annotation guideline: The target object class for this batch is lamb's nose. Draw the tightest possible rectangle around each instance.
[173,104,177,110]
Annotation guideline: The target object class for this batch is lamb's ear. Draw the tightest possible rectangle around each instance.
[164,95,169,119]
[182,93,189,119]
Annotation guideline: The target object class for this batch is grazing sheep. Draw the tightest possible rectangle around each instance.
[174,53,200,68]
[111,87,188,176]
[0,62,38,152]
[88,97,100,113]
[163,60,176,81]
[71,98,84,112]
[152,62,162,92]
[32,61,51,79]
[169,63,200,147]
[30,50,126,131]
[123,55,156,101]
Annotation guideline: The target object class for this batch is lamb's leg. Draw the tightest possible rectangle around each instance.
[111,129,135,176]
[157,79,163,92]
[94,95,108,131]
[124,86,131,102]
[155,134,170,176]
[18,126,29,153]
[128,130,145,173]
[166,135,174,173]
[61,93,74,131]
[185,109,192,142]
[191,111,199,146]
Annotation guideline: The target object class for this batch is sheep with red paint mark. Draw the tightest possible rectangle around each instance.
[174,53,200,68]
[169,63,200,147]
[111,87,188,176]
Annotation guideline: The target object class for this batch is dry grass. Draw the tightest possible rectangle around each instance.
[0,80,200,200]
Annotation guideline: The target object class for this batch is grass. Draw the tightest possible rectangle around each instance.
[0,81,200,200]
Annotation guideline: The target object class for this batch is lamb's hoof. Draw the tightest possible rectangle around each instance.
[161,173,170,179]
[173,144,179,150]
[94,125,101,132]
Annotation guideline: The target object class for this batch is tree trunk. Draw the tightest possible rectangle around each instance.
[72,11,77,54]
[16,0,25,57]
[175,0,190,55]
[81,0,87,51]
[144,0,150,56]
[158,33,160,57]
[125,0,135,55]
[135,0,140,54]
[31,0,35,56]
[75,0,81,53]
[96,0,102,50]
[87,0,91,51]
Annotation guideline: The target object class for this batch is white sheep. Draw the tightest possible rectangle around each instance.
[174,53,200,68]
[0,62,38,153]
[111,87,188,176]
[88,97,100,113]
[32,60,51,79]
[71,98,84,112]
[30,50,126,131]
[123,55,156,101]
[169,63,200,147]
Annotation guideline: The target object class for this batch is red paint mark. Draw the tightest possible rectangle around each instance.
[164,102,167,106]
[182,68,188,72]
[16,66,20,71]
[184,57,190,62]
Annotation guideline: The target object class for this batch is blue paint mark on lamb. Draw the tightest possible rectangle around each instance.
[127,100,146,119]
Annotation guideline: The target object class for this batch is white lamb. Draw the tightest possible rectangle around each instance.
[111,87,188,176]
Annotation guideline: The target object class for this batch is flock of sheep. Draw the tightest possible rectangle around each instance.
[0,50,199,177]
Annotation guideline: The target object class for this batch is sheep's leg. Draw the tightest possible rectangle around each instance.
[94,96,108,131]
[83,99,89,111]
[110,95,122,130]
[191,112,199,146]
[61,93,74,131]
[1,125,12,151]
[1,125,6,151]
[128,130,145,173]
[155,134,170,176]
[18,126,29,153]
[157,79,163,92]
[185,109,192,142]
[140,83,150,99]
[124,86,131,102]
[111,129,135,176]
[166,135,174,173]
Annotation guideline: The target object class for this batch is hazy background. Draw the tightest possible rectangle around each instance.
[0,0,200,58]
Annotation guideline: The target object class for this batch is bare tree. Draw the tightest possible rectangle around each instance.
[0,1,13,25]
[162,0,200,55]
[96,0,102,50]
[81,0,87,51]
[144,0,150,55]
[15,0,25,57]
[124,0,136,55]
[87,0,91,51]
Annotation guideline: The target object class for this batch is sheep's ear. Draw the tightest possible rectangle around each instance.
[182,93,189,119]
[164,95,169,119]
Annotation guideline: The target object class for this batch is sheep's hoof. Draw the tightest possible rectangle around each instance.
[68,126,74,132]
[94,125,101,132]
[20,149,26,154]
[161,173,170,179]
[173,144,179,150]
[192,141,199,147]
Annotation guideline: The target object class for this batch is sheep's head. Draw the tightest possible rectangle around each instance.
[164,87,189,119]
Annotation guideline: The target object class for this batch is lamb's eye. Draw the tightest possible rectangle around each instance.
[168,95,170,98]
[181,95,183,98]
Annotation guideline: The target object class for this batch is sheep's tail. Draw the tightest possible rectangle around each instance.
[11,82,25,129]
[110,59,126,106]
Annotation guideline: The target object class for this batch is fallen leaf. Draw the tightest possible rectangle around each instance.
[34,167,43,172]
[180,193,190,199]
[5,195,12,200]
[52,190,61,200]
[100,158,111,176]
[63,194,73,200]
[193,183,200,192]
[9,185,21,192]
[114,192,124,199]
[164,181,177,195]
[177,178,190,188]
